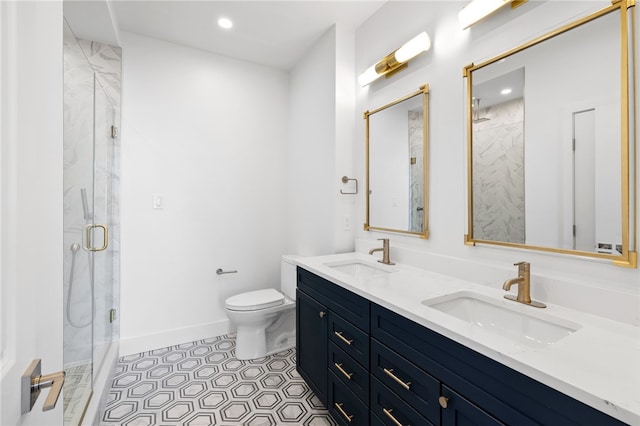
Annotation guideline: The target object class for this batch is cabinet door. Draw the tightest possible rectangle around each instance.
[441,385,505,426]
[296,289,328,405]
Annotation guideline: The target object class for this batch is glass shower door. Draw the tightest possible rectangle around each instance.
[92,78,116,378]
[63,21,119,425]
[62,20,95,425]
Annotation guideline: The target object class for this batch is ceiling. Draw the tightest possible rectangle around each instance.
[106,1,386,71]
[473,67,524,108]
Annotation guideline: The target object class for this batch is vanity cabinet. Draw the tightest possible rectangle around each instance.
[296,267,370,424]
[371,304,626,426]
[296,268,626,426]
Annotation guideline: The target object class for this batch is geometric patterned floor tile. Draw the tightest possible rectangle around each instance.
[100,334,336,425]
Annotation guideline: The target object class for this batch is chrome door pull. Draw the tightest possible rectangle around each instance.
[84,223,109,251]
[21,359,65,413]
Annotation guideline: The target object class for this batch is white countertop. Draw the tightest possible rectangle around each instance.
[295,252,640,425]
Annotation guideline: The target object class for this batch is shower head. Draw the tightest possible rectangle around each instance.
[472,98,490,123]
[70,242,81,253]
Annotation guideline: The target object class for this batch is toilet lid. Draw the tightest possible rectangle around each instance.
[225,288,285,311]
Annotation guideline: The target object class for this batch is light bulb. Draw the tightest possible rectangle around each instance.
[395,32,431,63]
[458,0,510,29]
[358,64,381,87]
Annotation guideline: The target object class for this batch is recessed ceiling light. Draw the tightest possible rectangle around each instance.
[218,17,233,29]
[501,88,512,95]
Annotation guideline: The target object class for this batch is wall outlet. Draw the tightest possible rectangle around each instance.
[343,216,351,231]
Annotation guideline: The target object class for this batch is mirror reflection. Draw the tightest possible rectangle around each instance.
[365,85,429,238]
[465,2,635,266]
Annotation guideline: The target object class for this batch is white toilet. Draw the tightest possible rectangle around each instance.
[224,255,297,360]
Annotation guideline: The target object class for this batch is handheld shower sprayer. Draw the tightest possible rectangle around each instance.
[80,187,91,222]
[65,241,93,328]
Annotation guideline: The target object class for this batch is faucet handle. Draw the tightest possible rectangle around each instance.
[513,261,530,272]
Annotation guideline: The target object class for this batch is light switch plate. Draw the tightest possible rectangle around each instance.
[152,194,164,209]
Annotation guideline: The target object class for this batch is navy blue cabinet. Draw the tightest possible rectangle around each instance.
[441,385,504,426]
[296,289,328,405]
[296,267,370,417]
[297,268,625,426]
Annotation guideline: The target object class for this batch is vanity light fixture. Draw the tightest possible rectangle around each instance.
[358,32,431,87]
[458,0,527,29]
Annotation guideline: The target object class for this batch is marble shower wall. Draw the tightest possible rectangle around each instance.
[63,20,121,366]
[472,98,525,244]
[408,110,424,233]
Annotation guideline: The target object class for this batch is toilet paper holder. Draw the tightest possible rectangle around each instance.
[340,176,358,195]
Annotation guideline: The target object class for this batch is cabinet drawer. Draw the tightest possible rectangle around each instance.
[328,311,369,367]
[441,385,505,426]
[371,339,440,424]
[329,341,369,404]
[328,371,369,426]
[371,304,626,426]
[298,267,369,331]
[370,412,386,426]
[370,376,433,426]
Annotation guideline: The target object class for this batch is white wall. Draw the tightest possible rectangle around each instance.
[354,1,640,325]
[286,25,356,256]
[119,32,289,354]
[287,28,337,256]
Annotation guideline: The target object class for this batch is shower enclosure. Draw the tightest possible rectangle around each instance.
[63,20,121,425]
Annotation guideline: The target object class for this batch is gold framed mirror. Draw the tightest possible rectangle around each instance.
[463,1,636,267]
[364,84,430,238]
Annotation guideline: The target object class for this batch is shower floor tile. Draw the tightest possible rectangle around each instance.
[100,334,335,426]
[64,362,92,425]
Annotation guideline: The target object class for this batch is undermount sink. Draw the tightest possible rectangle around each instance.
[422,291,581,347]
[325,260,393,279]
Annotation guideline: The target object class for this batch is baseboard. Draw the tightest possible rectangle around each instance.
[119,319,232,356]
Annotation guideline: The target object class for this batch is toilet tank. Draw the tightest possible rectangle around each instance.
[280,255,299,299]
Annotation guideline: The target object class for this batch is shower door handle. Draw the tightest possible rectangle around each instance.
[21,359,65,413]
[84,224,109,252]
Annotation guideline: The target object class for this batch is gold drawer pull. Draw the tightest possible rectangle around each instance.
[334,363,353,380]
[334,331,353,346]
[383,408,406,426]
[383,368,411,391]
[334,402,354,423]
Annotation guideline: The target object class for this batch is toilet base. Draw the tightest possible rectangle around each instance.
[233,308,295,360]
[235,325,267,360]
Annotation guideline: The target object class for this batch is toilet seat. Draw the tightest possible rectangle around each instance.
[225,288,285,311]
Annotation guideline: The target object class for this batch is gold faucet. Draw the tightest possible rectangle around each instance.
[369,238,395,265]
[502,262,546,308]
